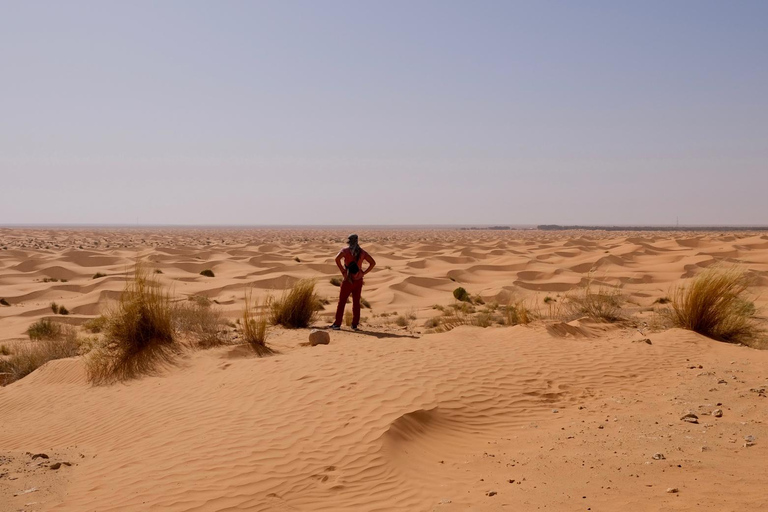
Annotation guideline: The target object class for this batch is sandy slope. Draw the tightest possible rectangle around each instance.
[1,228,767,511]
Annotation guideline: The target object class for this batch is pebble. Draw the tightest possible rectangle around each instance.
[652,453,665,460]
[713,409,723,418]
[487,491,497,497]
[680,413,699,424]
[438,498,452,504]
[666,487,679,494]
[308,329,331,346]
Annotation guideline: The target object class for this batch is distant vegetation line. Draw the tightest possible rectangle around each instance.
[536,225,768,232]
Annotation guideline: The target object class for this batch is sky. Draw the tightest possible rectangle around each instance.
[1,1,767,226]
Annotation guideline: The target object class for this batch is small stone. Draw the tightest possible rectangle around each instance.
[487,491,497,497]
[633,338,652,345]
[652,453,665,460]
[438,498,452,504]
[49,462,71,470]
[666,487,679,494]
[30,453,49,460]
[552,409,559,413]
[680,413,699,424]
[308,329,330,346]
[713,409,723,418]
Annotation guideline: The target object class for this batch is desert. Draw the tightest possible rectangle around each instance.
[1,227,767,511]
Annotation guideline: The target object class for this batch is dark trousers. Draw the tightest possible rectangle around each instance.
[334,278,363,326]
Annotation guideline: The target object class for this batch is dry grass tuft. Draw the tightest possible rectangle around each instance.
[174,300,227,349]
[669,266,763,346]
[87,264,178,384]
[0,329,81,386]
[270,279,318,328]
[27,318,62,341]
[242,291,272,356]
[566,276,624,322]
[504,300,533,325]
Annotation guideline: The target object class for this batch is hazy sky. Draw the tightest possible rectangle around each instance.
[2,1,766,226]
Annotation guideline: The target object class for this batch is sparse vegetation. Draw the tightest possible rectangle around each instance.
[199,269,215,277]
[27,318,62,341]
[92,272,107,279]
[669,266,762,346]
[270,279,319,328]
[51,302,60,314]
[175,300,226,349]
[58,305,69,315]
[0,332,81,386]
[330,277,342,287]
[84,315,107,333]
[361,298,371,309]
[566,277,624,322]
[0,298,10,306]
[241,291,271,355]
[87,265,178,384]
[504,301,533,326]
[42,277,59,283]
[653,297,671,305]
[294,257,301,262]
[154,269,163,274]
[0,344,11,356]
[453,287,470,302]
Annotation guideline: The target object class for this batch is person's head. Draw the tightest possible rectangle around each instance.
[347,234,359,247]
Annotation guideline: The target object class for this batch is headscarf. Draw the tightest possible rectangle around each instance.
[347,233,361,260]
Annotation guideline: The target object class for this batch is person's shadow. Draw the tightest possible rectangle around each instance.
[353,329,419,340]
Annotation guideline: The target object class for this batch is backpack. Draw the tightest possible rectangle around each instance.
[346,250,363,277]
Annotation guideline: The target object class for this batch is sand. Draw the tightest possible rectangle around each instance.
[1,228,767,511]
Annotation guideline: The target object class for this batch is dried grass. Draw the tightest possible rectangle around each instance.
[270,279,318,328]
[87,264,178,384]
[669,266,763,346]
[0,328,81,386]
[566,276,624,322]
[242,290,272,356]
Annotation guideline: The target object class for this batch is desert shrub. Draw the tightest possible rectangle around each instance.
[92,272,107,279]
[669,266,762,345]
[27,318,62,341]
[188,294,212,307]
[174,300,226,349]
[0,298,10,306]
[453,287,470,302]
[87,265,178,384]
[50,302,60,314]
[330,277,342,287]
[84,315,107,333]
[566,278,624,322]
[361,298,371,309]
[58,305,69,315]
[270,279,318,328]
[199,269,215,277]
[424,317,441,329]
[653,297,671,305]
[154,269,163,274]
[242,291,271,355]
[395,315,409,327]
[0,344,11,356]
[42,277,59,283]
[294,257,301,262]
[505,301,532,326]
[0,331,81,386]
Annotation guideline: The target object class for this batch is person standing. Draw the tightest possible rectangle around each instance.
[331,234,376,330]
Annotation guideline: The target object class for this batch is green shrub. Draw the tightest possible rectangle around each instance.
[199,269,215,277]
[453,287,470,302]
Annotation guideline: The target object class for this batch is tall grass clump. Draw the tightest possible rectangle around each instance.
[505,300,533,326]
[87,264,178,384]
[566,276,624,322]
[669,266,762,345]
[270,279,318,328]
[242,291,272,355]
[174,300,226,349]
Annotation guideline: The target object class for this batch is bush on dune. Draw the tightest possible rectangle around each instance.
[270,279,319,328]
[1,328,81,386]
[174,300,227,349]
[27,318,62,341]
[566,276,624,322]
[670,266,763,347]
[87,265,178,384]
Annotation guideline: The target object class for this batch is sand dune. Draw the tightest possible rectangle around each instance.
[2,228,768,511]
